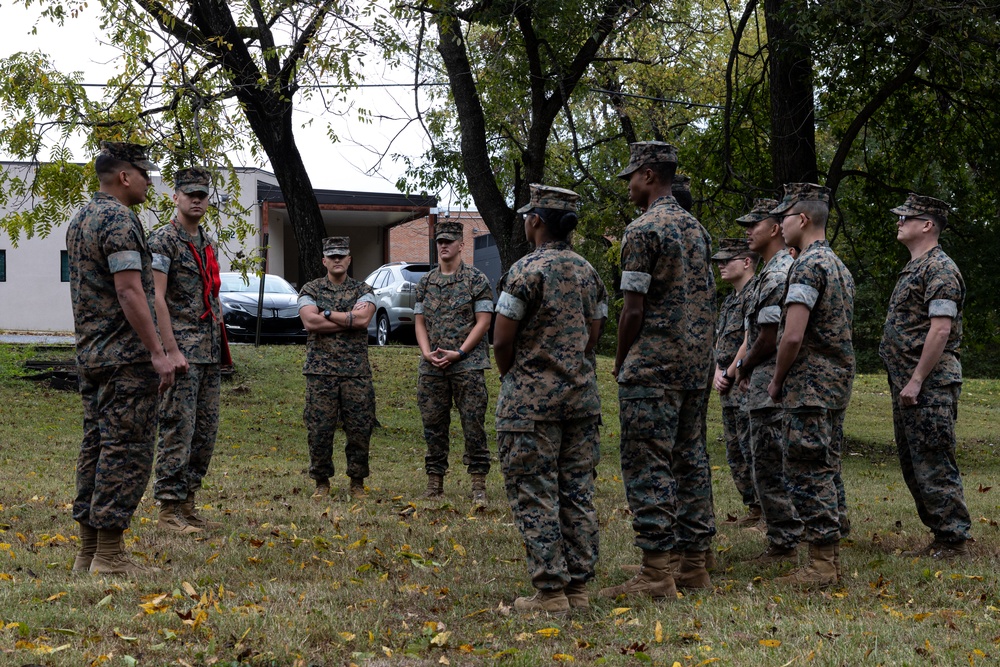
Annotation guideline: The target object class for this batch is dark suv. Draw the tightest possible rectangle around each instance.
[363,262,432,345]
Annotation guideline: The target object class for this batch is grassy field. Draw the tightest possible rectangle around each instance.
[1,343,999,667]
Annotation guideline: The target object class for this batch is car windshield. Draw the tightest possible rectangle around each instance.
[220,274,298,295]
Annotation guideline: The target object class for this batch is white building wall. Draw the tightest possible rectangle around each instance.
[0,164,266,333]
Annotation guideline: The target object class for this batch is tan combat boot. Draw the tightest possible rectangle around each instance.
[157,501,203,535]
[564,581,589,610]
[599,550,677,600]
[89,529,161,575]
[179,493,222,531]
[471,473,488,507]
[774,542,838,588]
[621,550,683,576]
[737,506,763,527]
[422,474,444,500]
[513,589,570,615]
[750,543,798,565]
[73,522,98,573]
[674,551,712,590]
[349,477,366,499]
[311,478,331,500]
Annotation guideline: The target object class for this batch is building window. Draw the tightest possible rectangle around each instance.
[0,249,6,282]
[61,250,70,282]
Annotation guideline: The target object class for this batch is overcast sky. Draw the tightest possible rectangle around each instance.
[1,3,435,197]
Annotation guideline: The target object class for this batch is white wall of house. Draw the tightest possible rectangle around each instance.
[0,163,266,333]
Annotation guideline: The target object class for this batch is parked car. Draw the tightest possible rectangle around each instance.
[219,272,307,343]
[363,262,432,345]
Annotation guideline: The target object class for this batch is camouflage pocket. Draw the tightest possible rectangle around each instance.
[496,418,539,477]
[784,410,831,464]
[619,396,668,441]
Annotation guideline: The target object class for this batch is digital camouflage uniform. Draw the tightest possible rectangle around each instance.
[742,248,802,548]
[496,236,607,593]
[713,238,756,511]
[415,261,494,476]
[618,193,716,554]
[68,190,160,532]
[298,275,377,482]
[879,243,970,543]
[149,204,223,502]
[777,239,855,545]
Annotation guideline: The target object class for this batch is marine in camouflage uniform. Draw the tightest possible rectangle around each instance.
[415,220,494,503]
[768,183,855,587]
[297,237,377,499]
[711,238,758,522]
[879,194,971,559]
[493,184,607,614]
[149,167,225,534]
[69,141,181,575]
[733,198,802,558]
[602,142,716,599]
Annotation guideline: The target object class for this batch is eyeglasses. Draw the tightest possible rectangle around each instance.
[781,211,800,220]
[521,211,536,221]
[898,215,928,224]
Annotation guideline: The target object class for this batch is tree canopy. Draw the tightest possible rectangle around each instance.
[1,0,391,282]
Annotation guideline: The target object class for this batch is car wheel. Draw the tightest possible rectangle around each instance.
[376,312,390,346]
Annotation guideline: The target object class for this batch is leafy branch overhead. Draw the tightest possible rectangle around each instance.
[1,0,391,282]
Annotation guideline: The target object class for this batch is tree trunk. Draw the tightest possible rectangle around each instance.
[764,0,818,186]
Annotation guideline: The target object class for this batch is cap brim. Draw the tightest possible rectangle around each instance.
[769,200,794,215]
[890,205,921,216]
[712,251,738,261]
[516,202,533,214]
[435,233,462,241]
[324,251,350,257]
[179,184,210,195]
[616,164,639,180]
[133,159,159,172]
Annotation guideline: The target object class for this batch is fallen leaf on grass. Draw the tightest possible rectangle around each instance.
[339,632,356,641]
[536,628,560,638]
[553,654,574,661]
[759,639,781,648]
[978,484,992,493]
[431,631,451,646]
[655,621,663,643]
[45,591,67,602]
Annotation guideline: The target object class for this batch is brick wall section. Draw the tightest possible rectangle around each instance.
[389,212,488,266]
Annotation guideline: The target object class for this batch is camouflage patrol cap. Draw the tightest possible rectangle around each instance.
[890,193,950,222]
[174,166,211,195]
[736,198,780,227]
[617,141,678,180]
[434,221,464,241]
[770,183,831,215]
[671,173,691,194]
[712,237,751,262]
[322,236,351,257]
[98,140,159,172]
[516,183,580,214]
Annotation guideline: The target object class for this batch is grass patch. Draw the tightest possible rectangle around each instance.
[1,344,998,666]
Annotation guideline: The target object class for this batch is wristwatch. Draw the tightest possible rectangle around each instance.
[457,349,468,361]
[736,358,745,373]
[722,368,732,380]
[323,310,332,320]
